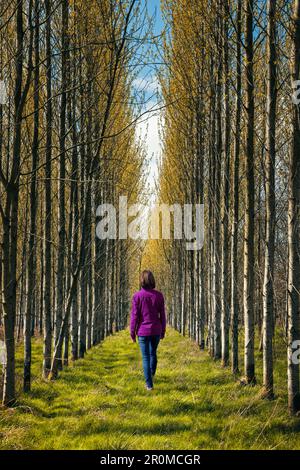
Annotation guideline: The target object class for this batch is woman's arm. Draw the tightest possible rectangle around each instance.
[160,295,166,339]
[130,294,140,341]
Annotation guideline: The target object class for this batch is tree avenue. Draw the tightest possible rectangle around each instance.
[0,0,300,431]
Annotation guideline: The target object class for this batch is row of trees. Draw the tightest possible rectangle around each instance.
[0,0,147,405]
[147,0,300,415]
[1,0,300,420]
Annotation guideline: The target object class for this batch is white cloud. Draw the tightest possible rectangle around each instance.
[133,74,163,200]
[136,101,163,193]
[132,76,160,95]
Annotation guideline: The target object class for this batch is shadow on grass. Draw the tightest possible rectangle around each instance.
[58,373,102,386]
[153,399,216,416]
[266,419,300,435]
[201,374,232,386]
[27,387,59,401]
[71,420,192,438]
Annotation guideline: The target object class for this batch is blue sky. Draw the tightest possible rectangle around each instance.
[148,0,164,35]
[134,0,164,195]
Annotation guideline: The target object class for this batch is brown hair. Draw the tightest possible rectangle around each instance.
[140,270,155,289]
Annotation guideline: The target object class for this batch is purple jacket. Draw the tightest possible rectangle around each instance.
[130,287,166,340]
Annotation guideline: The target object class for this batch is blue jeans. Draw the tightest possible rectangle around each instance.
[138,335,160,388]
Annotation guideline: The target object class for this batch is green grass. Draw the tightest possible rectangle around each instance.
[0,327,299,449]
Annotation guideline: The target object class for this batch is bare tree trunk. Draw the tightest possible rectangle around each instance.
[39,207,44,336]
[230,0,242,375]
[257,174,263,352]
[196,43,206,348]
[24,0,40,392]
[213,13,223,360]
[243,0,256,385]
[221,0,231,367]
[54,0,69,371]
[262,0,277,400]
[208,57,215,355]
[70,89,79,362]
[43,0,53,378]
[2,0,33,406]
[79,145,87,358]
[287,0,300,416]
[87,190,93,349]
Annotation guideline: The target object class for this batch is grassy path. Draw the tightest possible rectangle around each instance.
[0,328,299,449]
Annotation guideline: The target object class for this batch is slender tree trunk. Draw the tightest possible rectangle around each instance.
[243,0,256,384]
[70,91,79,361]
[213,13,222,360]
[43,0,53,378]
[79,148,87,358]
[24,0,40,392]
[262,0,277,400]
[257,173,263,352]
[2,0,33,406]
[208,56,215,355]
[287,0,300,416]
[39,207,44,336]
[196,45,205,348]
[54,0,69,371]
[221,0,231,367]
[230,0,242,375]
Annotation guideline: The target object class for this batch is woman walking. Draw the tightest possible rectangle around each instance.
[130,270,166,391]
